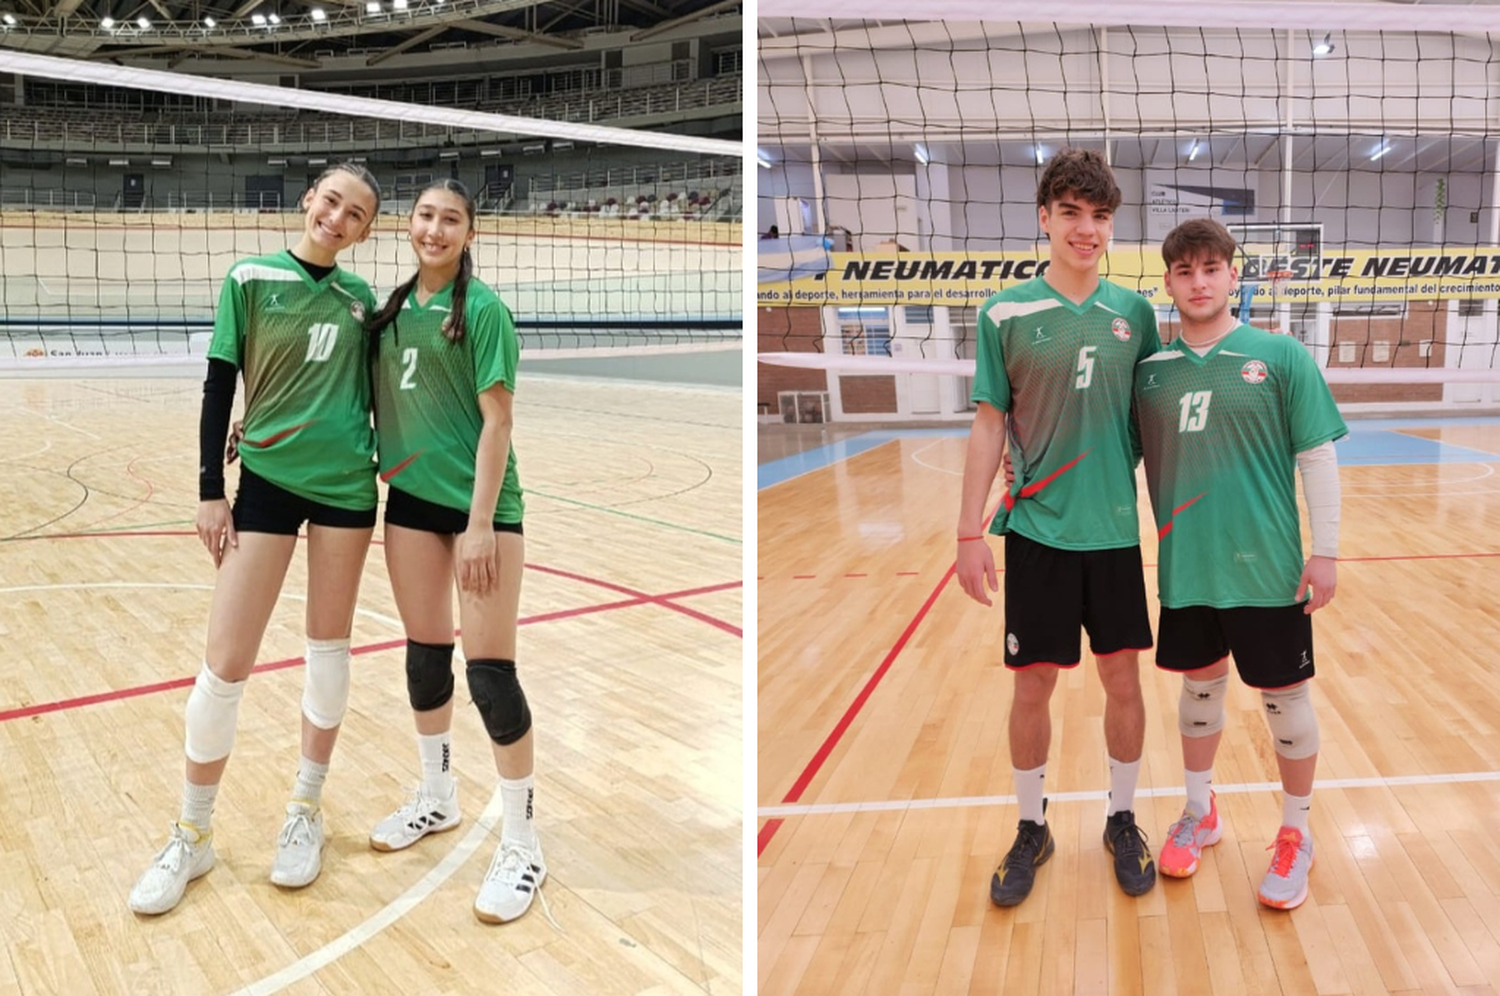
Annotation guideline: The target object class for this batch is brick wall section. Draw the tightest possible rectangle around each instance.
[1161,301,1447,404]
[839,375,898,413]
[757,306,827,415]
[1324,301,1444,404]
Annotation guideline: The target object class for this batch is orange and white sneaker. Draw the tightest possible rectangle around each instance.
[1159,793,1222,878]
[1258,826,1314,910]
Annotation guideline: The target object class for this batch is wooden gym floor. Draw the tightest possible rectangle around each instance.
[759,418,1500,996]
[0,372,741,996]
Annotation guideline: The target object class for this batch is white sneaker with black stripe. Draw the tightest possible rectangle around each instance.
[474,838,546,923]
[370,783,462,852]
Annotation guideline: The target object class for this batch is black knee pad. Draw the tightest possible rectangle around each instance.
[406,639,455,712]
[466,658,531,746]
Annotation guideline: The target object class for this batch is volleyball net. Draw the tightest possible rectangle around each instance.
[757,1,1500,413]
[0,51,743,368]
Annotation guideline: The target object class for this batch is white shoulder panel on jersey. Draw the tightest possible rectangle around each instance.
[230,264,304,286]
[985,298,1058,324]
[1140,350,1184,365]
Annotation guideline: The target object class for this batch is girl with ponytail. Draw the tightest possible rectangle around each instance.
[366,179,545,925]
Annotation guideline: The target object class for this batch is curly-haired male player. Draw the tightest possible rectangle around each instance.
[956,149,1162,907]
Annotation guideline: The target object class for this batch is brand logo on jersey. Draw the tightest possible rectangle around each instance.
[1241,360,1268,384]
[1142,373,1159,390]
[1111,317,1132,341]
[350,301,366,321]
[1006,633,1019,656]
[265,293,284,311]
[1032,327,1051,344]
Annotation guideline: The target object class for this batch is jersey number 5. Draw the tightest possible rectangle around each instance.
[1075,346,1097,389]
[1177,390,1213,432]
[305,323,339,362]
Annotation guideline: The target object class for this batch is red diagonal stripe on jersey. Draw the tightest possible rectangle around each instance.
[380,451,423,482]
[1003,448,1093,511]
[1158,492,1207,540]
[245,421,314,448]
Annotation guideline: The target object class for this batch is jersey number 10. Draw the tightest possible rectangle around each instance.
[305,323,340,362]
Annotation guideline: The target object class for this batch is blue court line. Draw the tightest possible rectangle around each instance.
[758,429,964,490]
[758,419,1500,488]
[1337,425,1500,465]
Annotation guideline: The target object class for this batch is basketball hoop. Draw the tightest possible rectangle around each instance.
[1267,269,1294,300]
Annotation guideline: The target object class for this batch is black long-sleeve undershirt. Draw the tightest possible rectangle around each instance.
[199,252,336,501]
[198,357,237,501]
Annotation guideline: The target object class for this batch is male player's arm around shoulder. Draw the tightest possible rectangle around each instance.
[956,402,1005,606]
[1295,440,1341,614]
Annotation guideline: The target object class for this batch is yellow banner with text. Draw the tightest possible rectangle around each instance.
[755,247,1500,306]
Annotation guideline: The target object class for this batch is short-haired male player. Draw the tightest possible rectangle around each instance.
[1135,217,1345,910]
[956,148,1162,906]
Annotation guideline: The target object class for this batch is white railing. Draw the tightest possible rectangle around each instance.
[1,74,743,150]
[0,187,98,209]
[530,156,741,197]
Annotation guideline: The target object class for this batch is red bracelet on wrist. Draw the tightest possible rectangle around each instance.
[957,535,986,542]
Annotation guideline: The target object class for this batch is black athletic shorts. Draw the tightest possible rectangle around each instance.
[384,485,523,537]
[1002,530,1153,668]
[1156,604,1315,689]
[233,465,377,535]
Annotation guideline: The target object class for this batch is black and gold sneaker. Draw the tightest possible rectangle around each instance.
[1103,809,1157,896]
[990,803,1055,907]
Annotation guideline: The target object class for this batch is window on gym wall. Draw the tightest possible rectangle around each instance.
[837,306,892,356]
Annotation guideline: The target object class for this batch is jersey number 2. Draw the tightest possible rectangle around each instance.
[305,323,339,362]
[399,347,419,390]
[1177,390,1213,432]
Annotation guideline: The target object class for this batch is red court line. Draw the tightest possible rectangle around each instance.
[759,501,1006,857]
[0,578,739,725]
[77,455,159,533]
[528,563,743,636]
[758,562,958,856]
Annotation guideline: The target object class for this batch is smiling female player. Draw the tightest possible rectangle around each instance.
[365,178,544,924]
[130,162,383,915]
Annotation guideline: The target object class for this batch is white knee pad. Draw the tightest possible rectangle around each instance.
[302,638,351,730]
[184,663,246,763]
[1178,673,1229,738]
[1261,682,1320,760]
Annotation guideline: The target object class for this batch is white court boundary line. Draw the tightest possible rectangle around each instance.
[758,770,1500,818]
[228,792,507,996]
[0,581,505,996]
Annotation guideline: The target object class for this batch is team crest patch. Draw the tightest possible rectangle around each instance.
[1241,360,1269,384]
[1006,633,1019,656]
[350,301,366,321]
[1111,317,1132,341]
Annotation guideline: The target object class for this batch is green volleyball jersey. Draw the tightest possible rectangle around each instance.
[1133,325,1347,608]
[207,251,378,510]
[971,277,1161,550]
[371,279,524,524]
